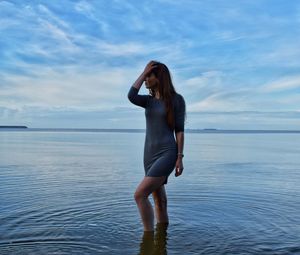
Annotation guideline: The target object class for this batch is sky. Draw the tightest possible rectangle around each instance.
[0,0,300,130]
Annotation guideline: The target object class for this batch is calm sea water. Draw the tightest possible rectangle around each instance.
[0,130,299,254]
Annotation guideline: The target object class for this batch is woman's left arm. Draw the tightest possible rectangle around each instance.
[174,94,186,177]
[175,131,184,177]
[176,131,184,158]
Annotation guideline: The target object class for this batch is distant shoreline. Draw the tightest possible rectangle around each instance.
[0,126,28,128]
[0,127,300,134]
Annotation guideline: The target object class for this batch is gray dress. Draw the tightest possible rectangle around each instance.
[128,86,185,185]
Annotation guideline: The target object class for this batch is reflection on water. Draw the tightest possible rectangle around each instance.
[0,131,300,254]
[139,223,168,255]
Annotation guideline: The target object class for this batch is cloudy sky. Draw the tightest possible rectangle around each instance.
[0,0,299,129]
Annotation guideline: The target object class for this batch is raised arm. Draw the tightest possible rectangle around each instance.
[127,61,158,108]
[127,73,149,108]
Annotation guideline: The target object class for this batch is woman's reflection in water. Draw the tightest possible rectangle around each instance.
[138,222,169,255]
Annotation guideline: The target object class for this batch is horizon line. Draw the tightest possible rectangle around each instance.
[1,127,300,133]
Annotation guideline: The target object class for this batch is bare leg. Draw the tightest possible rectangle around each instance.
[152,185,169,223]
[134,176,167,232]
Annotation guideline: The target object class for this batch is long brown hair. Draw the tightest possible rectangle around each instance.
[148,61,184,131]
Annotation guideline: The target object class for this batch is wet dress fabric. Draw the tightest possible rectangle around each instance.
[127,86,185,185]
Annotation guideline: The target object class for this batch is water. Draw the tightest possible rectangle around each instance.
[0,130,299,254]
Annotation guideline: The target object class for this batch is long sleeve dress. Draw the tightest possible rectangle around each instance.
[127,85,185,185]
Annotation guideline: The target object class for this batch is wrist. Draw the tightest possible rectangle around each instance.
[177,153,184,159]
[141,72,147,79]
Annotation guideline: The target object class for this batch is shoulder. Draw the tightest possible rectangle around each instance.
[173,93,185,105]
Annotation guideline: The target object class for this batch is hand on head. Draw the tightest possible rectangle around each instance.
[143,60,159,77]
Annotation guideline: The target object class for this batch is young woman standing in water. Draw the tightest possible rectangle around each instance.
[127,60,186,232]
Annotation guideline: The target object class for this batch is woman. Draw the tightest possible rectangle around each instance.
[127,60,186,232]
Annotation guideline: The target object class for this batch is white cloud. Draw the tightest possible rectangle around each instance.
[74,0,93,14]
[260,75,300,92]
[183,71,223,89]
[74,0,110,33]
[187,87,242,111]
[1,1,300,129]
[38,4,69,28]
[94,41,146,56]
[38,19,75,45]
[0,64,141,110]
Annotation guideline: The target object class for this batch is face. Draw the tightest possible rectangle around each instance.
[145,72,158,89]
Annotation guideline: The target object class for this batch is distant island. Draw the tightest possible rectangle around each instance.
[0,126,28,128]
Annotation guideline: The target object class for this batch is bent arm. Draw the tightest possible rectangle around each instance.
[127,72,148,108]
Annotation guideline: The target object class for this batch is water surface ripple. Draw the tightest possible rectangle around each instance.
[0,131,299,254]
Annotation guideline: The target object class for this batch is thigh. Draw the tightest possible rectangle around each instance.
[135,176,167,198]
[146,151,177,177]
[152,185,167,203]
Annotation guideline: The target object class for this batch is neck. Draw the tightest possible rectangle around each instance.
[154,89,160,99]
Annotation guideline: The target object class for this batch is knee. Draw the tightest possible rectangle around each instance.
[134,190,147,202]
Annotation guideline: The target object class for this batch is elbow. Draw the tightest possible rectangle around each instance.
[174,126,184,134]
[127,86,135,102]
[175,131,184,143]
[127,92,133,102]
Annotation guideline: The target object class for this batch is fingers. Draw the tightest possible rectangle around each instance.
[152,60,159,66]
[146,61,154,66]
[143,61,158,77]
[148,60,159,67]
[145,61,158,71]
[175,167,184,177]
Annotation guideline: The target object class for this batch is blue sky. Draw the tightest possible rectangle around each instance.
[0,0,299,129]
